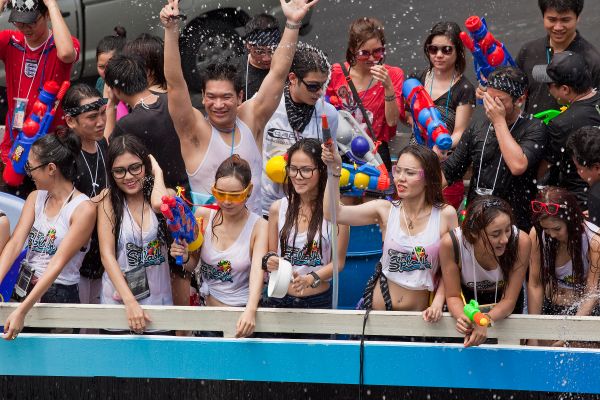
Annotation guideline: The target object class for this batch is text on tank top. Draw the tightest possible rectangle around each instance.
[199,210,260,306]
[28,190,90,285]
[186,117,262,214]
[380,204,442,291]
[276,197,332,277]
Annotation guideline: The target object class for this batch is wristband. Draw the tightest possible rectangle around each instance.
[183,254,190,264]
[285,21,302,30]
[384,94,397,102]
[262,251,278,271]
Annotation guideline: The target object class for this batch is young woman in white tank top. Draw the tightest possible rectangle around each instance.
[98,135,174,334]
[264,139,349,309]
[528,187,600,346]
[171,155,267,338]
[322,143,456,320]
[440,196,531,347]
[0,133,96,340]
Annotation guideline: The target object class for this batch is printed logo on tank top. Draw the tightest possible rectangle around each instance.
[558,275,576,288]
[283,241,322,267]
[28,226,58,255]
[24,58,39,78]
[266,127,296,142]
[465,280,506,291]
[200,259,233,282]
[387,247,432,272]
[125,239,165,268]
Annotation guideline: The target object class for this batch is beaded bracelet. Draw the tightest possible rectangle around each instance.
[384,94,397,102]
[285,21,302,30]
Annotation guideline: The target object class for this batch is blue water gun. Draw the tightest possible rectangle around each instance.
[2,81,71,187]
[338,162,390,197]
[459,16,516,86]
[402,78,452,150]
[0,249,27,303]
[160,190,204,265]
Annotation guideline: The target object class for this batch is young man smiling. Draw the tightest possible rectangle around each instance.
[516,0,600,114]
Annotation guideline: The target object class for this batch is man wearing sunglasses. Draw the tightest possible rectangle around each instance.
[161,0,318,215]
[0,0,79,198]
[515,0,600,114]
[260,42,338,217]
[532,51,600,209]
[443,66,546,231]
[242,14,282,101]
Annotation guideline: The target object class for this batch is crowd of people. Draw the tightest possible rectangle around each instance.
[0,0,599,348]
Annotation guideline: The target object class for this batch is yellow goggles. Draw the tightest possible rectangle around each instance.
[211,184,252,203]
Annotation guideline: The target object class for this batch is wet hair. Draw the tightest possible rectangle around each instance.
[423,21,466,75]
[123,33,166,90]
[244,13,279,36]
[461,196,520,289]
[280,138,327,258]
[532,187,588,296]
[538,0,584,17]
[62,83,102,111]
[290,43,331,80]
[201,62,244,95]
[96,26,127,59]
[345,17,386,66]
[104,54,148,96]
[566,126,600,167]
[395,144,445,208]
[487,66,528,100]
[211,154,253,240]
[30,131,81,182]
[104,135,167,253]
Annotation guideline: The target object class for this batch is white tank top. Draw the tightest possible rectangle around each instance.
[261,95,338,216]
[455,226,519,295]
[380,204,442,291]
[101,201,173,306]
[199,210,260,306]
[187,118,262,214]
[27,190,90,285]
[546,221,599,290]
[276,197,332,276]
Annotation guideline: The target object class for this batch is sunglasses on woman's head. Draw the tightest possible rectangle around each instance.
[355,47,385,62]
[211,185,251,203]
[531,200,567,215]
[427,44,454,56]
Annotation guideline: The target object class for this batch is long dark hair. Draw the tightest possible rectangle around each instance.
[461,196,519,288]
[104,135,166,252]
[423,21,466,75]
[532,187,587,296]
[211,154,253,240]
[280,138,327,257]
[395,144,445,208]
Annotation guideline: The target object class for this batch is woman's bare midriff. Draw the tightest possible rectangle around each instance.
[286,281,331,298]
[371,278,430,311]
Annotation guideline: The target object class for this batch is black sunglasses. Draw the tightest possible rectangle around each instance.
[299,77,326,93]
[427,44,454,56]
[111,162,144,179]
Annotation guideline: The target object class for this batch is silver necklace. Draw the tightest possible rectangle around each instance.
[400,204,426,265]
[80,142,106,197]
[133,93,156,109]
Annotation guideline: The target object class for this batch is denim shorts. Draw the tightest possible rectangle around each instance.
[262,286,333,309]
[39,282,80,304]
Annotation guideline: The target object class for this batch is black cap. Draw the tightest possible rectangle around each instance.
[532,51,590,88]
[8,0,44,24]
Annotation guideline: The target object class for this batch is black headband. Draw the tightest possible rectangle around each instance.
[63,98,107,117]
[245,27,281,47]
[487,74,526,99]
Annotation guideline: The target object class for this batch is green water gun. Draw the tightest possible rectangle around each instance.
[533,105,568,125]
[464,299,490,327]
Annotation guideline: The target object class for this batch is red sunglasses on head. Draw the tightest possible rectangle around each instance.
[531,200,566,215]
[355,47,385,62]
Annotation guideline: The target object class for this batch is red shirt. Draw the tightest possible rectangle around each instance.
[0,30,80,164]
[326,63,406,143]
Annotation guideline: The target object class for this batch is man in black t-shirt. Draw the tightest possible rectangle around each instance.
[443,67,547,231]
[533,51,600,207]
[241,14,281,101]
[567,126,600,225]
[105,54,189,190]
[516,0,600,115]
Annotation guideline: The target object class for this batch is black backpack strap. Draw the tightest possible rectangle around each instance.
[449,229,460,268]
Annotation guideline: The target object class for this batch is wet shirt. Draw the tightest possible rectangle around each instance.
[516,32,600,115]
[443,116,546,231]
[544,92,600,208]
[242,56,269,101]
[589,183,600,226]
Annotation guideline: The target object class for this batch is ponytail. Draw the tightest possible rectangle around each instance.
[31,132,81,182]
